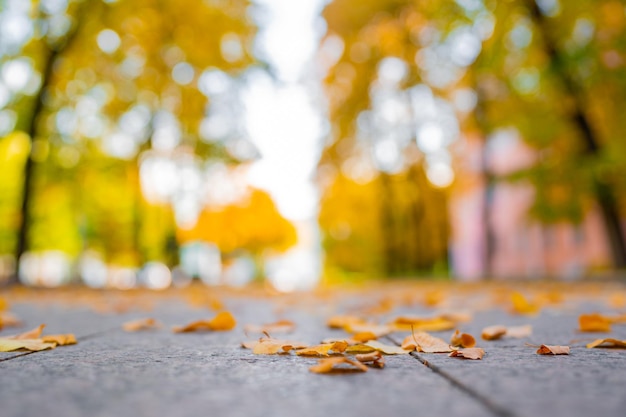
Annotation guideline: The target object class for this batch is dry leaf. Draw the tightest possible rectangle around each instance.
[346,323,395,337]
[392,316,456,332]
[536,345,569,355]
[173,311,236,333]
[0,297,7,311]
[309,356,368,373]
[506,325,533,338]
[579,314,612,332]
[123,318,161,332]
[0,338,56,352]
[450,330,476,348]
[439,311,473,323]
[586,338,626,349]
[351,331,377,342]
[355,351,385,368]
[42,334,77,346]
[344,344,377,354]
[244,320,296,334]
[481,325,507,341]
[401,332,452,353]
[364,340,411,354]
[296,341,348,357]
[510,292,540,315]
[9,324,45,340]
[327,315,365,329]
[251,338,308,354]
[0,311,22,329]
[449,348,485,360]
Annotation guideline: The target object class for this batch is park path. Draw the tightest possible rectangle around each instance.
[1,281,626,417]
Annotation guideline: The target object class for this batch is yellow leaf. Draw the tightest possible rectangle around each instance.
[296,341,347,357]
[244,320,295,334]
[450,330,476,348]
[351,331,377,342]
[327,315,366,329]
[586,338,626,349]
[365,340,411,354]
[0,338,56,352]
[579,313,612,332]
[173,311,236,333]
[401,332,452,353]
[245,337,308,354]
[42,334,77,346]
[510,292,540,315]
[123,318,161,332]
[536,345,569,355]
[0,297,7,311]
[481,325,507,341]
[344,344,377,354]
[8,324,45,340]
[309,357,368,373]
[449,348,485,360]
[355,351,385,368]
[392,316,456,332]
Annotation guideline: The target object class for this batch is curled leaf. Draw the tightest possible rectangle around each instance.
[449,348,485,360]
[579,314,612,332]
[586,338,626,349]
[173,311,236,333]
[123,318,161,332]
[356,351,385,368]
[309,357,368,373]
[42,334,77,346]
[450,330,476,348]
[536,345,569,355]
[481,325,507,341]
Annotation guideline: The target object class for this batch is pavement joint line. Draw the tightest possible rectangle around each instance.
[384,335,517,417]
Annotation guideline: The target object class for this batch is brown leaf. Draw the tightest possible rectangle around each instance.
[401,332,452,353]
[309,357,368,373]
[172,311,236,333]
[42,334,77,346]
[586,338,626,349]
[0,338,56,352]
[579,314,612,332]
[355,351,385,368]
[481,325,507,341]
[8,324,45,340]
[244,319,296,334]
[123,318,161,332]
[392,316,456,332]
[536,345,569,355]
[449,348,485,360]
[450,330,476,348]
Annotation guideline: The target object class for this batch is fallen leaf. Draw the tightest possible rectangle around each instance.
[392,316,456,332]
[0,297,7,311]
[42,334,77,346]
[536,345,569,355]
[481,325,507,341]
[327,315,365,329]
[123,318,161,332]
[351,331,377,342]
[586,338,626,349]
[345,323,395,338]
[449,348,485,360]
[579,313,612,332]
[450,330,476,348]
[401,332,452,353]
[0,338,56,352]
[0,311,22,329]
[355,351,385,368]
[365,340,411,354]
[296,341,348,357]
[510,292,540,315]
[344,344,377,354]
[439,311,473,323]
[309,357,368,373]
[506,325,533,338]
[244,320,296,334]
[8,324,45,340]
[173,311,236,333]
[250,338,309,354]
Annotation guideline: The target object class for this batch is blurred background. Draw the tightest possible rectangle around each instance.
[0,0,625,290]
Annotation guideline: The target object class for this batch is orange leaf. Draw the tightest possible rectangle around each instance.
[450,330,476,348]
[173,311,236,333]
[392,316,456,332]
[309,357,368,373]
[8,324,45,340]
[0,311,22,329]
[481,325,507,341]
[327,315,365,329]
[244,320,295,335]
[296,341,348,357]
[449,348,485,360]
[579,313,612,332]
[351,331,377,342]
[586,338,626,349]
[536,345,569,355]
[123,318,161,332]
[42,334,77,346]
[355,351,385,368]
[401,332,452,353]
[510,292,540,315]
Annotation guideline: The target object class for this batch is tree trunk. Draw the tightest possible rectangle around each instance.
[526,0,626,268]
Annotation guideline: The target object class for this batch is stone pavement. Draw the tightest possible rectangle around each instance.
[1,282,626,417]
